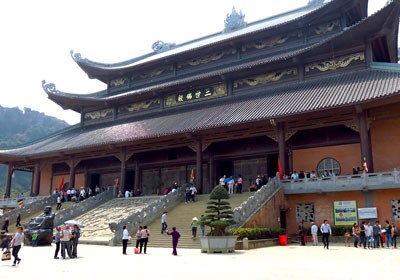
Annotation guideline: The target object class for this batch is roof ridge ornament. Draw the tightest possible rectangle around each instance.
[42,80,60,94]
[307,0,326,7]
[70,50,84,62]
[151,40,176,53]
[223,6,247,33]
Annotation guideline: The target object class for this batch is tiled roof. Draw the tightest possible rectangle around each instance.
[3,64,400,158]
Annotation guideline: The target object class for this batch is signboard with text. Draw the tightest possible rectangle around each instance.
[333,200,358,226]
[358,207,378,219]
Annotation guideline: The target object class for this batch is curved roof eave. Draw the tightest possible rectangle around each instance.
[73,0,349,79]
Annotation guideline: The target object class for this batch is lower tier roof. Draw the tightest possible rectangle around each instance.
[2,63,400,160]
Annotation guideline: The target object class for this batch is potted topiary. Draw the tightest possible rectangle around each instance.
[199,185,237,253]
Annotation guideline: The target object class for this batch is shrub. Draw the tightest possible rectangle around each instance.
[200,185,236,236]
[229,228,285,240]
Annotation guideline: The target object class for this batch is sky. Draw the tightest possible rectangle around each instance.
[0,0,386,125]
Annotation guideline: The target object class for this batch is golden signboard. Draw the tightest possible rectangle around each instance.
[165,84,227,107]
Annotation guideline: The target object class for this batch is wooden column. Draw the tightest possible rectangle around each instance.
[134,160,140,193]
[196,138,203,193]
[67,158,79,190]
[208,157,215,194]
[5,165,13,198]
[32,163,40,196]
[120,160,127,191]
[358,110,374,172]
[278,122,287,175]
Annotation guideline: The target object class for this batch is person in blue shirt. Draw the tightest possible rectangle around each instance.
[54,226,61,259]
[320,219,332,249]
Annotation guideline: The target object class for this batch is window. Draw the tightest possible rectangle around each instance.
[317,157,340,177]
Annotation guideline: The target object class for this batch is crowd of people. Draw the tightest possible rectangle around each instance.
[351,220,397,249]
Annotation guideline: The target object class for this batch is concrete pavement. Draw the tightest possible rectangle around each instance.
[1,243,399,279]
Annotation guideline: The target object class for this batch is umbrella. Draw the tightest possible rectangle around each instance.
[223,177,231,183]
[64,219,84,228]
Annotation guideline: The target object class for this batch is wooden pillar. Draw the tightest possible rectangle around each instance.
[32,163,40,196]
[208,157,215,194]
[196,138,203,193]
[5,165,13,198]
[278,122,287,175]
[120,160,127,191]
[67,158,79,190]
[358,110,374,172]
[134,161,140,193]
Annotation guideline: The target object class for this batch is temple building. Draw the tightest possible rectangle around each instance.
[1,0,400,233]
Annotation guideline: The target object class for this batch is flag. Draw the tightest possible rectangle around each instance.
[190,168,195,180]
[278,157,283,180]
[17,198,24,208]
[57,176,65,192]
[115,176,119,187]
[363,157,369,173]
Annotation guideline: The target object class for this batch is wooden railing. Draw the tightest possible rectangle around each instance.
[282,169,400,194]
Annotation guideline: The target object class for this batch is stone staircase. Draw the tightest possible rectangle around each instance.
[76,196,161,244]
[144,192,254,249]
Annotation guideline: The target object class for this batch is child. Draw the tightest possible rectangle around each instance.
[344,232,351,247]
[31,231,39,247]
[1,234,12,252]
[191,217,198,239]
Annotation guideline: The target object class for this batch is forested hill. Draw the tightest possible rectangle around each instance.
[0,106,70,197]
[0,106,69,147]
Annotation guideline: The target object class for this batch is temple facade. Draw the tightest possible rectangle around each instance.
[1,0,400,234]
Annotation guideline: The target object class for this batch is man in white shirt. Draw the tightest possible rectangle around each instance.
[311,222,318,246]
[320,219,332,249]
[60,226,73,259]
[161,212,167,234]
[122,225,129,255]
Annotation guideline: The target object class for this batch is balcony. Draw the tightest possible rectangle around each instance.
[282,169,400,194]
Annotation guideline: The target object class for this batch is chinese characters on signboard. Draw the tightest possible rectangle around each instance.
[165,84,226,107]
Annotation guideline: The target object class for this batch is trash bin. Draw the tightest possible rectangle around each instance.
[279,234,287,246]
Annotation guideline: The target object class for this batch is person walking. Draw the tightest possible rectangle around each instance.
[384,220,392,249]
[359,221,366,249]
[352,223,360,248]
[122,225,129,255]
[2,217,9,233]
[71,225,80,258]
[191,217,198,239]
[15,214,21,227]
[311,222,318,246]
[60,226,73,259]
[200,215,206,237]
[320,219,332,249]
[372,221,381,248]
[139,225,149,254]
[11,226,24,266]
[161,212,167,234]
[135,225,143,250]
[166,227,181,256]
[298,221,306,246]
[56,195,62,210]
[391,222,397,248]
[236,175,243,194]
[54,226,61,259]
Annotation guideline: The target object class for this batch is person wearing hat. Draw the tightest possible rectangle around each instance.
[310,222,318,246]
[191,217,198,239]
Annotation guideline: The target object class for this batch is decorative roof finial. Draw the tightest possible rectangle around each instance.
[42,80,60,94]
[307,0,325,7]
[151,40,176,53]
[223,6,247,33]
[70,50,84,62]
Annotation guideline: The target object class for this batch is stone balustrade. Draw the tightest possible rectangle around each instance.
[282,169,400,194]
[0,196,48,209]
[231,177,281,228]
[109,187,185,245]
[0,194,58,224]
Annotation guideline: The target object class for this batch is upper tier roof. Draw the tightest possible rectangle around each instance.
[71,0,365,82]
[4,62,400,161]
[43,0,398,113]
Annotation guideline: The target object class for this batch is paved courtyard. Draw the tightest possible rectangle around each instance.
[1,243,399,279]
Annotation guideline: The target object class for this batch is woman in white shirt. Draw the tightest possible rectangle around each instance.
[122,225,129,255]
[11,226,24,266]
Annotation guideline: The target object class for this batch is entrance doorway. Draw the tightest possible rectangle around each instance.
[217,160,234,180]
[268,154,279,178]
[125,170,135,191]
[280,210,287,230]
[90,174,100,195]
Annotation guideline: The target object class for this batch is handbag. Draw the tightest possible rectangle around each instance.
[2,251,11,261]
